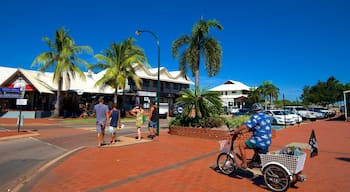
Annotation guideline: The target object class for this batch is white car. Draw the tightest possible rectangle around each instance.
[265,110,296,125]
[285,110,303,124]
[283,106,318,121]
[229,107,239,114]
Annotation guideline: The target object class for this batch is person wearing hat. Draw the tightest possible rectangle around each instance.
[93,97,109,147]
[231,103,272,169]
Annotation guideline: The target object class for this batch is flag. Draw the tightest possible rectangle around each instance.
[309,129,318,158]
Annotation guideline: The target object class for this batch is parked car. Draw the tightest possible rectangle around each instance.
[265,110,296,125]
[308,107,328,119]
[284,110,303,124]
[283,106,318,121]
[159,103,169,118]
[232,108,251,117]
[229,107,239,114]
[308,107,336,118]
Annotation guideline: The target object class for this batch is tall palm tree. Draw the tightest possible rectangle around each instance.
[31,27,92,117]
[172,19,223,92]
[258,81,279,109]
[175,87,222,119]
[93,38,145,106]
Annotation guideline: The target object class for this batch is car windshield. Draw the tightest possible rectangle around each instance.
[272,111,285,115]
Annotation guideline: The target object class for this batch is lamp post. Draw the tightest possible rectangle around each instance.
[136,29,160,136]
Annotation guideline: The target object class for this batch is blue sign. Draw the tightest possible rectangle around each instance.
[0,87,23,98]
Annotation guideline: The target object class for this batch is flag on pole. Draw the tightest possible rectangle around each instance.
[309,129,318,158]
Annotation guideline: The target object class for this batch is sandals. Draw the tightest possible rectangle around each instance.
[241,162,248,169]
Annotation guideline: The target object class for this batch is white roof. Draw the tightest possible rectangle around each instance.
[0,64,193,94]
[210,80,250,91]
[0,66,16,84]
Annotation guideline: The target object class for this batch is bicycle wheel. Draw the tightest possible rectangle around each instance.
[216,152,237,175]
[263,164,291,192]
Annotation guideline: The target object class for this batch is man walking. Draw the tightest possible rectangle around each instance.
[147,102,159,139]
[94,97,109,147]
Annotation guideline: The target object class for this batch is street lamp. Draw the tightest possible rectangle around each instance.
[135,29,160,136]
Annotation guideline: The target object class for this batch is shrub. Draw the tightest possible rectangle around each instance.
[169,114,225,128]
[226,115,250,130]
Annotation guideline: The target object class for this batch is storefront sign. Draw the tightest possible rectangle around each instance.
[0,87,23,98]
[16,99,28,106]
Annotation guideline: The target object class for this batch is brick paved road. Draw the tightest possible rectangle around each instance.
[9,118,349,192]
[1,117,350,191]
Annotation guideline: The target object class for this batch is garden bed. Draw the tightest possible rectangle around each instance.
[169,125,276,141]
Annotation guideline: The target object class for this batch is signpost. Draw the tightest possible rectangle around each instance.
[16,99,27,132]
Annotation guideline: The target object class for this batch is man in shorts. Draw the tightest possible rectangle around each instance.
[93,97,109,147]
[147,102,159,139]
[232,103,272,169]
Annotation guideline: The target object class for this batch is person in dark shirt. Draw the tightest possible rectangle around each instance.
[108,103,120,144]
[147,102,159,139]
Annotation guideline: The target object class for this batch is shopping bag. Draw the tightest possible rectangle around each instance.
[142,115,147,123]
[108,126,116,133]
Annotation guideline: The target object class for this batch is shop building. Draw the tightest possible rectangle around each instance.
[0,64,193,118]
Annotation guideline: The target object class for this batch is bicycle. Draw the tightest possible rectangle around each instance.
[216,130,306,192]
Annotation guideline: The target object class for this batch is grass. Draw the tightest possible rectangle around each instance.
[62,117,135,124]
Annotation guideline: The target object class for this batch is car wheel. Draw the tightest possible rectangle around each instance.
[273,119,277,125]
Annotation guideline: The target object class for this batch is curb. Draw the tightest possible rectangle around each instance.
[0,131,40,141]
[12,146,86,192]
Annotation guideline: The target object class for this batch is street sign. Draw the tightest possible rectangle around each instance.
[16,99,28,106]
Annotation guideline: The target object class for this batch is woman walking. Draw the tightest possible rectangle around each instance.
[131,105,144,141]
[108,103,120,144]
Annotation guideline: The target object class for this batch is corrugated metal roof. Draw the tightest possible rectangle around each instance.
[0,63,193,94]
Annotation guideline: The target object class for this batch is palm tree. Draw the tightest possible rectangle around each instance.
[93,38,145,106]
[175,87,222,119]
[172,19,223,92]
[31,27,92,117]
[258,81,279,109]
[246,87,262,106]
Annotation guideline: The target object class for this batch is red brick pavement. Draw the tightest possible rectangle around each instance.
[6,118,350,192]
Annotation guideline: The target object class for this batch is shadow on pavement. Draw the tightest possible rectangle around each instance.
[210,164,268,190]
[336,157,350,163]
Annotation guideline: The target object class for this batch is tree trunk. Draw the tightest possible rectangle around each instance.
[52,76,62,118]
[114,89,118,105]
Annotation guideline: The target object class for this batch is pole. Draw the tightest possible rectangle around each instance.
[136,29,160,136]
[17,106,22,132]
[283,93,286,128]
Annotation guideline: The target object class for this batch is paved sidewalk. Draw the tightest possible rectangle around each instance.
[3,118,350,192]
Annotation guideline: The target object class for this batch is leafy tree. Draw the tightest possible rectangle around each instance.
[175,87,222,121]
[301,76,347,105]
[172,19,223,92]
[31,27,92,117]
[93,38,145,106]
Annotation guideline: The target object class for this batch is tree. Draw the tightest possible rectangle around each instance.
[175,87,222,120]
[301,76,347,105]
[31,27,92,117]
[246,87,262,107]
[258,81,279,109]
[172,19,223,92]
[93,38,145,106]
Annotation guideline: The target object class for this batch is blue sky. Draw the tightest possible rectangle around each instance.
[1,0,349,101]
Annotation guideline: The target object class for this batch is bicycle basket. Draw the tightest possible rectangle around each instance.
[260,152,306,174]
[218,140,230,152]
